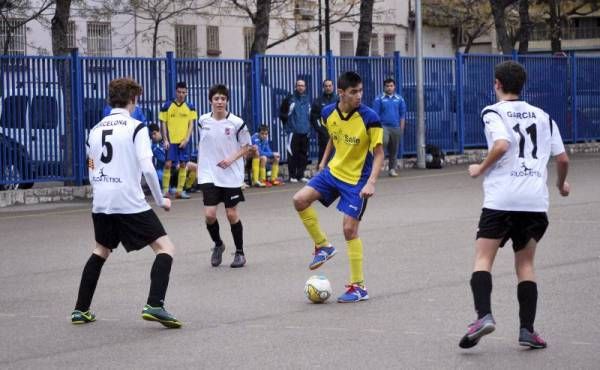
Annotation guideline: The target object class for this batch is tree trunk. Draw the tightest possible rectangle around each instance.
[490,0,516,54]
[2,26,11,55]
[517,0,531,54]
[152,20,160,57]
[548,0,562,53]
[355,0,374,56]
[51,0,72,56]
[250,0,271,57]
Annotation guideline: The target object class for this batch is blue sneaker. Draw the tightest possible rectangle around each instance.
[309,245,337,270]
[337,283,369,303]
[519,328,547,349]
[459,313,496,348]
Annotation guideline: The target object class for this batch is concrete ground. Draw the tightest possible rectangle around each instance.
[0,153,599,369]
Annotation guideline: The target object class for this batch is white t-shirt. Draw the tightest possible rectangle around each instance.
[481,100,565,212]
[197,112,251,188]
[87,108,152,214]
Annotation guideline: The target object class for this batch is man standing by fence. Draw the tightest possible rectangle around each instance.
[279,79,311,183]
[310,80,337,164]
[160,81,197,199]
[373,78,406,177]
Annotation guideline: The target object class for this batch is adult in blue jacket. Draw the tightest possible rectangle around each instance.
[373,78,406,177]
[279,79,311,183]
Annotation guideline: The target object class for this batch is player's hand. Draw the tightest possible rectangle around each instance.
[179,140,188,149]
[161,197,171,211]
[273,153,280,160]
[217,158,233,169]
[163,140,170,150]
[360,181,375,199]
[318,163,326,172]
[468,164,483,178]
[558,181,570,197]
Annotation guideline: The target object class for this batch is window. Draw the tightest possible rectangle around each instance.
[175,24,198,58]
[87,22,111,56]
[370,33,379,56]
[66,21,77,49]
[384,34,396,56]
[294,0,315,21]
[243,27,255,59]
[206,25,220,56]
[340,32,354,56]
[0,18,26,55]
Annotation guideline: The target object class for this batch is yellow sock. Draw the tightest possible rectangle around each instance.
[298,206,328,247]
[177,167,187,192]
[347,238,364,285]
[162,167,171,195]
[252,157,260,184]
[185,168,197,189]
[271,162,279,180]
[259,166,267,182]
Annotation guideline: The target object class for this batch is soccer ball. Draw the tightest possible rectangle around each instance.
[304,275,332,303]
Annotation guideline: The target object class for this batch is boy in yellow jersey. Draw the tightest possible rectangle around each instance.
[159,81,197,199]
[292,71,384,303]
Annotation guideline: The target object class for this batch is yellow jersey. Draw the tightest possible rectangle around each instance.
[322,103,383,185]
[159,100,198,143]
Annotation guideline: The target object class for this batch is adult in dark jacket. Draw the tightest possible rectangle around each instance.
[279,79,311,183]
[310,79,337,164]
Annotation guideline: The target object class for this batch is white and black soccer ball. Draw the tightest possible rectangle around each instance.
[304,275,332,303]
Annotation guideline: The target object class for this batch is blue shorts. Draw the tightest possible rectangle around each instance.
[166,143,190,164]
[308,168,368,220]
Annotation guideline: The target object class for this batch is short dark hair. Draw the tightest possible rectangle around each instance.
[176,81,187,90]
[322,79,333,86]
[148,123,160,133]
[108,78,142,108]
[384,78,395,85]
[337,71,362,90]
[259,124,269,133]
[209,84,229,101]
[494,61,527,95]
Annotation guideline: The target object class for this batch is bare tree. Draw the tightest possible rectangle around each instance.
[86,0,216,57]
[490,0,519,54]
[0,0,55,55]
[51,0,71,56]
[355,0,374,56]
[423,0,494,53]
[517,0,531,53]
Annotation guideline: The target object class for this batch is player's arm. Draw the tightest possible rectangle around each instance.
[318,138,333,171]
[360,123,385,199]
[135,125,169,210]
[550,119,570,196]
[399,98,407,132]
[181,118,194,148]
[469,111,510,178]
[217,123,252,169]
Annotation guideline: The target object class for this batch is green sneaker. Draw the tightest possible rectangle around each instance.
[141,304,182,328]
[71,310,96,324]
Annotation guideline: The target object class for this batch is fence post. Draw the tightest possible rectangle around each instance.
[570,52,578,143]
[455,51,465,154]
[251,53,262,131]
[326,50,335,80]
[393,51,405,158]
[512,49,518,61]
[165,51,176,101]
[70,49,85,186]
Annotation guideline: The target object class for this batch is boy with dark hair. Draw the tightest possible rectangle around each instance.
[198,84,252,268]
[292,71,384,303]
[251,124,282,187]
[160,81,197,199]
[459,60,570,349]
[373,78,406,177]
[72,78,181,328]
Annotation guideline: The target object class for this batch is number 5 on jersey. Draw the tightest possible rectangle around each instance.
[101,130,113,164]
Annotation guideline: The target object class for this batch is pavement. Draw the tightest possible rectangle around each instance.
[0,153,599,369]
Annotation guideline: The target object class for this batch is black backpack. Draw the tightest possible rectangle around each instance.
[425,144,444,169]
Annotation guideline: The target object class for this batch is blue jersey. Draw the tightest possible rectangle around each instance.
[372,94,406,127]
[251,132,274,158]
[103,105,147,124]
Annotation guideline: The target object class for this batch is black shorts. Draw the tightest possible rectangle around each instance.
[92,210,167,252]
[476,208,549,252]
[200,183,245,208]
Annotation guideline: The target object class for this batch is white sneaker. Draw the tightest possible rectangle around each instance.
[289,178,299,183]
[300,177,310,183]
[389,169,398,177]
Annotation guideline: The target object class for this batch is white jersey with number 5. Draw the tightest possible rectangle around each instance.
[481,100,565,212]
[86,108,153,214]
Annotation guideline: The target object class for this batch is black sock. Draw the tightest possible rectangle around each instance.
[206,220,223,246]
[147,253,173,307]
[230,220,244,255]
[471,271,492,319]
[75,254,106,312]
[518,281,538,332]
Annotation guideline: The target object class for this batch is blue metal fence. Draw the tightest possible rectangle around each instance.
[1,51,599,188]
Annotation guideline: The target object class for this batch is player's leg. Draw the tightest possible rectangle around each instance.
[72,243,111,324]
[382,127,391,171]
[225,205,246,268]
[259,155,268,185]
[287,133,298,182]
[271,153,281,185]
[141,235,181,328]
[294,172,337,269]
[162,159,173,196]
[184,162,197,192]
[337,215,369,303]
[298,134,309,181]
[204,204,225,267]
[251,150,262,186]
[388,128,401,177]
